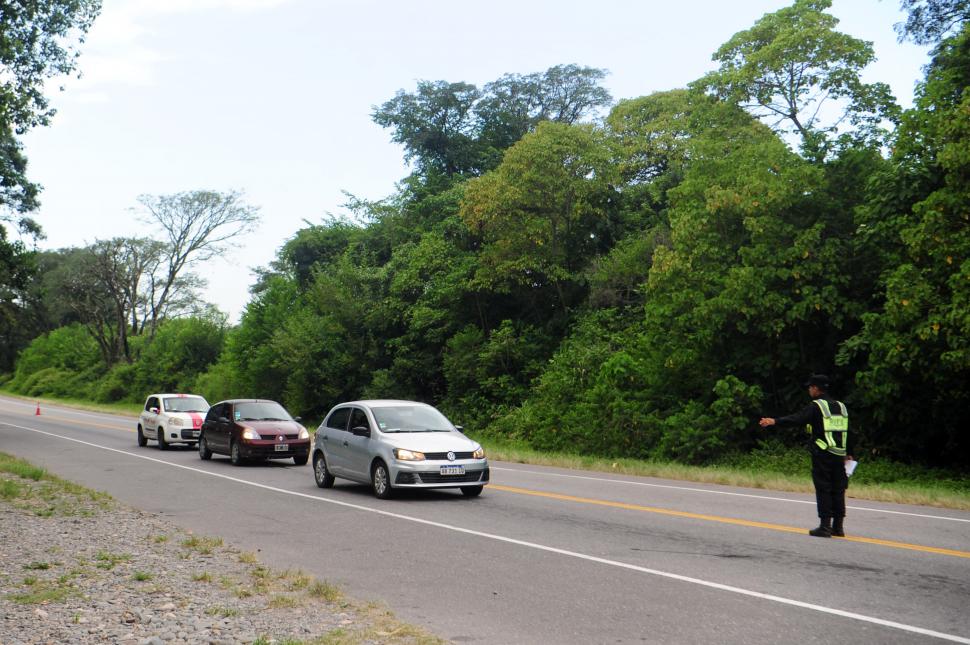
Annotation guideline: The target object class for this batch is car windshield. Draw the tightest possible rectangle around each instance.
[234,401,291,421]
[371,405,453,433]
[163,396,209,413]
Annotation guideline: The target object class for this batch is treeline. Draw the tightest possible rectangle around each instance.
[3,0,969,470]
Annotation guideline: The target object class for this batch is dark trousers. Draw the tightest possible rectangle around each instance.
[811,449,848,519]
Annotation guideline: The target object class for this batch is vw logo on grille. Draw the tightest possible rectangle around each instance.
[447,451,456,461]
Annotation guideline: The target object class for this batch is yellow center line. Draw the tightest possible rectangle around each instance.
[489,484,970,560]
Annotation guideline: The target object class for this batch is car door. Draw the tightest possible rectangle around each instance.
[143,396,161,438]
[343,407,373,481]
[204,403,230,453]
[319,407,351,476]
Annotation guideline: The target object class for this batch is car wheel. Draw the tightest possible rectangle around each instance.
[198,435,212,460]
[137,425,147,447]
[371,461,393,499]
[461,485,484,498]
[230,440,243,466]
[313,453,335,488]
[293,453,308,466]
[157,427,168,450]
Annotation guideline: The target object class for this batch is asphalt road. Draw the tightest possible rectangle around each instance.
[2,395,969,644]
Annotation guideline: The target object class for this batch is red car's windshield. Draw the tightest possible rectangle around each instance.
[234,401,291,421]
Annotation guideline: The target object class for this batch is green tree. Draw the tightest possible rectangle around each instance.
[698,0,897,161]
[136,190,261,335]
[372,80,483,178]
[842,22,970,466]
[460,121,617,314]
[0,226,35,370]
[896,0,970,44]
[477,64,612,150]
[372,65,613,179]
[1,0,101,214]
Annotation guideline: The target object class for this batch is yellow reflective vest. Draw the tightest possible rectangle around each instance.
[808,399,848,456]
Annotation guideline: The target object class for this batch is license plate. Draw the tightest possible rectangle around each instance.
[274,444,287,452]
[440,465,465,476]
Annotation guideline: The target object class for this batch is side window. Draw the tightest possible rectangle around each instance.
[326,407,350,431]
[204,404,223,423]
[349,408,370,431]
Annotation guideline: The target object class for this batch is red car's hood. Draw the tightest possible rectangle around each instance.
[245,420,304,436]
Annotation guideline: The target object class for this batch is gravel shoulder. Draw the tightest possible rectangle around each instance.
[0,452,444,645]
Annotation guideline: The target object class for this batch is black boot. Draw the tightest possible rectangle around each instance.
[809,517,832,538]
[832,517,844,537]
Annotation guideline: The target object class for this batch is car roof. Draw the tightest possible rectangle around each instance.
[150,393,208,399]
[336,400,434,408]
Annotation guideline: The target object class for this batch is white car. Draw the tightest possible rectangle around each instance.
[137,393,210,449]
[312,400,488,498]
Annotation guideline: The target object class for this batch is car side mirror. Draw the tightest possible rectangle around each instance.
[455,425,464,433]
[351,425,371,437]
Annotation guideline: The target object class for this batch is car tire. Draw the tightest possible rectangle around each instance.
[137,425,147,447]
[461,485,484,498]
[230,440,243,466]
[293,453,309,466]
[313,453,335,488]
[157,428,168,450]
[198,435,212,460]
[372,461,393,499]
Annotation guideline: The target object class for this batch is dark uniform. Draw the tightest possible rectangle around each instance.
[761,374,850,537]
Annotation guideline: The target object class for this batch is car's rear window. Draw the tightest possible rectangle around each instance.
[371,406,452,433]
[163,396,209,413]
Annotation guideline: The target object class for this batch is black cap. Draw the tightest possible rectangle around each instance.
[803,374,830,390]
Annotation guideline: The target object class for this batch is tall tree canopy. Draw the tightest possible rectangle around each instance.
[1,0,102,215]
[697,0,897,160]
[897,0,970,44]
[372,65,612,179]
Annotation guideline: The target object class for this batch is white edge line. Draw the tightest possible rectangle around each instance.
[492,466,970,524]
[5,421,970,645]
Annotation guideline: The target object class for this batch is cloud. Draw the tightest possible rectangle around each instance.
[66,0,292,93]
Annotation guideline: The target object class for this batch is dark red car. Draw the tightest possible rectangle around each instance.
[198,399,310,466]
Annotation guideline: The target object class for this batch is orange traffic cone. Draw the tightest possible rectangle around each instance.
[35,402,40,416]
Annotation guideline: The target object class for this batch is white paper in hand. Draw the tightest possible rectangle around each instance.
[845,459,858,477]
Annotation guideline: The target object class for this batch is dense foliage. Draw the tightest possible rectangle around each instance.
[5,1,968,471]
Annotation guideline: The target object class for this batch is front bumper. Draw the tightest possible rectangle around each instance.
[239,439,310,460]
[391,461,490,488]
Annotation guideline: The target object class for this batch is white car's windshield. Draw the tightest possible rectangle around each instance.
[235,401,291,421]
[372,406,453,433]
[163,396,208,413]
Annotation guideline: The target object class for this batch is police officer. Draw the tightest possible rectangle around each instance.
[759,374,850,538]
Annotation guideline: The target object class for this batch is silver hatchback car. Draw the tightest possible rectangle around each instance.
[312,400,489,498]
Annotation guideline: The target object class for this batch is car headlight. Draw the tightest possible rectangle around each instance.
[169,417,183,427]
[241,427,257,441]
[472,447,485,459]
[393,448,426,461]
[298,427,309,440]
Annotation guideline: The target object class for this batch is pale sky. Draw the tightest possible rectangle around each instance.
[20,0,928,322]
